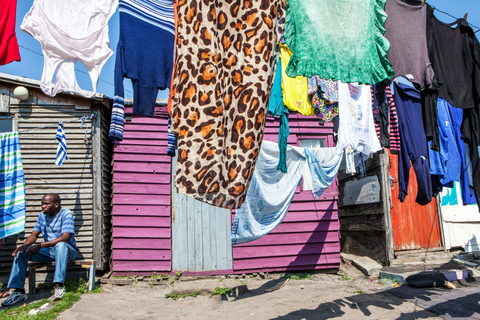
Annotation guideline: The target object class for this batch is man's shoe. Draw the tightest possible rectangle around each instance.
[1,291,27,307]
[53,285,65,301]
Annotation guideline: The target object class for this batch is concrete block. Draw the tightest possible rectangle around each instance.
[455,253,474,262]
[453,258,479,268]
[341,253,382,277]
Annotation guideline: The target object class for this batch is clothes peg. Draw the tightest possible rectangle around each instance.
[464,13,468,20]
[421,0,425,7]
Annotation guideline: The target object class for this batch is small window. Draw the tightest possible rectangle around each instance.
[0,117,13,133]
[300,139,325,149]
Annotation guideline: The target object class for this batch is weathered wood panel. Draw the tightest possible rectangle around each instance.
[232,114,340,273]
[0,81,112,281]
[111,105,172,273]
[338,150,394,264]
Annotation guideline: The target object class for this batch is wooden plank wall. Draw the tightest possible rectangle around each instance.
[337,151,394,264]
[232,113,341,273]
[94,103,114,270]
[111,105,172,275]
[0,85,108,281]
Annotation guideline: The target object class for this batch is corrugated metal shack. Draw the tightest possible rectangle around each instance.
[111,103,341,275]
[0,73,113,281]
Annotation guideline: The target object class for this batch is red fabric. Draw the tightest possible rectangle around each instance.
[0,0,21,65]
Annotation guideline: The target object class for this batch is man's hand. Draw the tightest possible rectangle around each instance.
[26,244,42,256]
[12,244,29,257]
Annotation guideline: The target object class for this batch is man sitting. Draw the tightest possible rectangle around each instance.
[2,193,79,306]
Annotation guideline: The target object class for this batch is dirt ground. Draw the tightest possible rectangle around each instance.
[55,263,447,320]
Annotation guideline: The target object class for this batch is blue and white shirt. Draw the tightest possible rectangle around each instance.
[33,208,78,250]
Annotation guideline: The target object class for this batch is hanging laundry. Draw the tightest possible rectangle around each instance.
[447,104,476,205]
[167,118,177,157]
[55,123,68,166]
[284,0,393,85]
[0,132,26,239]
[0,0,21,65]
[109,0,175,141]
[425,4,480,210]
[231,141,342,245]
[20,0,117,98]
[384,0,435,89]
[428,98,461,186]
[308,77,339,123]
[426,6,480,110]
[393,82,432,205]
[336,82,381,157]
[371,83,401,153]
[268,61,290,173]
[280,44,315,116]
[170,0,285,209]
[463,143,477,205]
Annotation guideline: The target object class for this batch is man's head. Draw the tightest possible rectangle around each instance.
[41,193,61,216]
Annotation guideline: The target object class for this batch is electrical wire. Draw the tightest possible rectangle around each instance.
[431,6,480,33]
[18,112,97,133]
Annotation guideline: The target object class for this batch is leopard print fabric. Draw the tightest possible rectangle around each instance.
[171,0,285,209]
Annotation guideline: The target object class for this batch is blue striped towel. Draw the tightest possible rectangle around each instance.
[55,123,69,166]
[0,132,26,239]
[167,117,177,157]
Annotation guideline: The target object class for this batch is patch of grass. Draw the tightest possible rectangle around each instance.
[341,274,352,281]
[354,290,364,294]
[379,277,399,286]
[211,287,233,296]
[397,261,405,266]
[165,290,199,301]
[165,293,179,300]
[283,273,312,280]
[169,272,182,285]
[0,278,104,320]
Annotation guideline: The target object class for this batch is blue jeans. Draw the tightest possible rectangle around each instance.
[7,242,78,290]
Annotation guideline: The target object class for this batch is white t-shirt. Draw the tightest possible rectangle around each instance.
[336,82,382,156]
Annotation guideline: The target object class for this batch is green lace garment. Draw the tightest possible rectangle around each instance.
[285,0,394,85]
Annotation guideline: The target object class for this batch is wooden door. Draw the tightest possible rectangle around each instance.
[171,156,233,271]
[388,150,442,251]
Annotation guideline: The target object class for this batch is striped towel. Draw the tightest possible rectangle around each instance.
[55,123,69,166]
[108,96,125,141]
[167,117,177,157]
[0,132,26,239]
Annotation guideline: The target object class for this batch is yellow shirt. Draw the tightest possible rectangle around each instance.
[280,44,315,116]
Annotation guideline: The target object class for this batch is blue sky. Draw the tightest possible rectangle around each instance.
[1,0,479,99]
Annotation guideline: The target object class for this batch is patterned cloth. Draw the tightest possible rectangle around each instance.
[308,77,339,122]
[55,123,68,166]
[171,0,285,209]
[284,0,393,84]
[0,132,26,239]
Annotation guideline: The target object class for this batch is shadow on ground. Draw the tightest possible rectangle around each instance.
[237,277,480,320]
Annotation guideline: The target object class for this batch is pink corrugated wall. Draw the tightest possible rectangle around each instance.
[111,106,172,274]
[231,113,341,273]
[111,108,340,275]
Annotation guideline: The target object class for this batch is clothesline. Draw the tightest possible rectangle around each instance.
[432,6,480,33]
[18,111,97,133]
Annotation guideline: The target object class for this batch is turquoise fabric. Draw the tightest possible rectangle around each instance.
[268,61,290,173]
[284,0,394,85]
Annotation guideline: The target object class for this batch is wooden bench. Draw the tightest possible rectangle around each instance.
[27,260,96,294]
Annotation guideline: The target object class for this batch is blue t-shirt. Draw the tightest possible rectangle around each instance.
[33,208,78,250]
